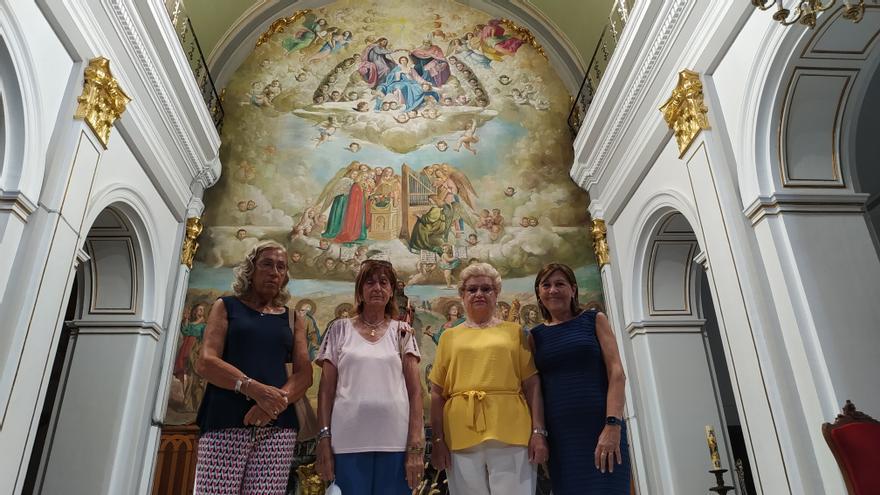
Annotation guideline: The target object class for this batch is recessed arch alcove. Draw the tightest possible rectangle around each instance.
[626,208,757,495]
[27,202,162,494]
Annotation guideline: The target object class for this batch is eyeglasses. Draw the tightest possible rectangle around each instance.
[463,285,495,295]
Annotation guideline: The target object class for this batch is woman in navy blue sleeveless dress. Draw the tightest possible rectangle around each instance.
[530,263,630,494]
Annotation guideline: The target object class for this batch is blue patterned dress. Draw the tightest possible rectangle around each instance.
[530,310,630,494]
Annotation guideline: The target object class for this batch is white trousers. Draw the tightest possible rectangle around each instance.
[447,440,537,495]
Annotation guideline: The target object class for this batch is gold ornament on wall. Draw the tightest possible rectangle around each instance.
[296,463,325,495]
[256,10,312,47]
[498,18,548,60]
[660,69,710,158]
[74,57,131,148]
[180,217,203,269]
[590,219,610,267]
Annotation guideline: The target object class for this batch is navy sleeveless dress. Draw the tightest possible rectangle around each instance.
[530,310,630,494]
[196,296,298,433]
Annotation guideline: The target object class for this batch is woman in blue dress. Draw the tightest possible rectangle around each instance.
[375,56,440,113]
[529,263,630,494]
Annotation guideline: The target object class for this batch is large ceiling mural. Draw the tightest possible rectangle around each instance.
[167,0,601,425]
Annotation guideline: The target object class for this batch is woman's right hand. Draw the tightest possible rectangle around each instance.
[430,438,451,471]
[249,382,288,419]
[316,437,335,481]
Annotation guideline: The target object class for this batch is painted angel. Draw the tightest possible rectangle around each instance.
[282,14,329,53]
[434,164,478,234]
[454,119,479,154]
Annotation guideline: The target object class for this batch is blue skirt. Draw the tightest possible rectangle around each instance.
[334,451,410,495]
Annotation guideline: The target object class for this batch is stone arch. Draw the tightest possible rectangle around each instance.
[79,185,163,321]
[743,6,880,199]
[0,5,44,201]
[625,201,759,494]
[628,190,702,321]
[35,198,163,494]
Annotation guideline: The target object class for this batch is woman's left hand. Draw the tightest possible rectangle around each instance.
[594,425,622,473]
[405,451,425,490]
[243,405,273,427]
[528,432,549,465]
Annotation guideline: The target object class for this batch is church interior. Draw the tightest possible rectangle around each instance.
[1,0,880,493]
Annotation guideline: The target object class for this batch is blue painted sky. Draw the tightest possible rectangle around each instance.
[280,114,527,183]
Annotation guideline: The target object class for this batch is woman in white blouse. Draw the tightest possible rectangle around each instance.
[315,259,424,494]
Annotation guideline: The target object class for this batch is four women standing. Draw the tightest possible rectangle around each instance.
[191,243,628,494]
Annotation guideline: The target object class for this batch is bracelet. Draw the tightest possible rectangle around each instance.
[407,445,425,454]
[317,426,331,441]
[532,427,549,438]
[243,378,253,399]
[234,376,247,394]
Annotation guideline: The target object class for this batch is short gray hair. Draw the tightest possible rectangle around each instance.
[232,240,290,307]
[458,262,502,294]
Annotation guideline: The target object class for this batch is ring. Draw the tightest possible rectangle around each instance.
[600,452,607,457]
[273,410,278,415]
[255,420,261,426]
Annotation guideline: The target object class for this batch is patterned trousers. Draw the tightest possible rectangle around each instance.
[194,427,297,494]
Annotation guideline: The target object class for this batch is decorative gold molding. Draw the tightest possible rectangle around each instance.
[180,217,203,269]
[660,69,710,158]
[74,57,131,148]
[255,10,312,47]
[498,18,548,60]
[296,463,324,495]
[590,219,610,267]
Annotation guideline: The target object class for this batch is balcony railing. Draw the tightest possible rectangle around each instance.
[568,0,634,137]
[164,0,224,132]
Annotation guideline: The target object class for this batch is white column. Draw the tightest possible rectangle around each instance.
[598,216,651,495]
[138,195,204,494]
[625,318,732,495]
[747,194,880,494]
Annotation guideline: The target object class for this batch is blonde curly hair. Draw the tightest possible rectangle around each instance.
[232,240,291,307]
[457,262,502,295]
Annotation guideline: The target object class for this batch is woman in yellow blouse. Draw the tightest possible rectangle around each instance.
[428,262,548,494]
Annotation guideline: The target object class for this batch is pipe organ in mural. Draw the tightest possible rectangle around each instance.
[166,0,603,445]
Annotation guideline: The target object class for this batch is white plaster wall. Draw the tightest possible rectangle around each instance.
[758,212,880,412]
[0,1,217,493]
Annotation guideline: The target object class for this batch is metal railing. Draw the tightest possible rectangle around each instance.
[567,0,634,137]
[164,0,225,132]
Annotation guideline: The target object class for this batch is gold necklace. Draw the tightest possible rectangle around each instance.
[360,316,386,337]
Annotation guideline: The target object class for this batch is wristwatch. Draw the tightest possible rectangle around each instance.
[605,416,623,426]
[532,427,549,437]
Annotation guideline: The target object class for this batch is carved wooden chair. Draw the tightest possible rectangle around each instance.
[822,400,880,495]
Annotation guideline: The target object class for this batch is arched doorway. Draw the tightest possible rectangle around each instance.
[25,206,156,494]
[629,211,755,494]
[851,61,880,255]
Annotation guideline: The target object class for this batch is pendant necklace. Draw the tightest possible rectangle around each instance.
[361,316,385,337]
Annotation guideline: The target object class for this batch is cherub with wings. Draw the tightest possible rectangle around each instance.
[453,119,480,154]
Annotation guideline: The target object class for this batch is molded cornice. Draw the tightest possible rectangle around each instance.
[570,0,691,191]
[36,0,222,217]
[744,192,869,226]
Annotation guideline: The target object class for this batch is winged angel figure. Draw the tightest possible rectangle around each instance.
[409,163,479,254]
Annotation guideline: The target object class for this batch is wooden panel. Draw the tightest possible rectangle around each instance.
[152,425,199,495]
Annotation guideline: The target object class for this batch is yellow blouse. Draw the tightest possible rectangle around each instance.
[428,321,538,450]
